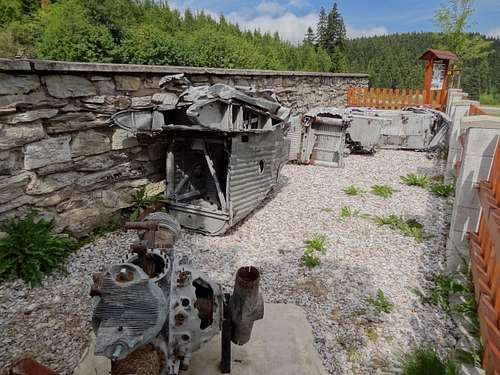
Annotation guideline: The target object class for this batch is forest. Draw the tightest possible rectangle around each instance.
[0,0,499,101]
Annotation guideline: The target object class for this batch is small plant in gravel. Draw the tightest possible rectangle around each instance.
[399,347,458,375]
[373,214,424,242]
[367,289,393,314]
[429,183,455,199]
[78,217,123,246]
[302,234,327,268]
[0,211,78,287]
[128,186,165,221]
[340,206,371,220]
[401,173,432,189]
[371,184,395,198]
[343,185,364,196]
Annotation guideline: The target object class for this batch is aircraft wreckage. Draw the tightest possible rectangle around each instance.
[112,75,291,236]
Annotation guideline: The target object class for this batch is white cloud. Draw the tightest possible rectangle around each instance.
[487,26,500,38]
[228,11,318,44]
[256,1,286,15]
[346,25,389,38]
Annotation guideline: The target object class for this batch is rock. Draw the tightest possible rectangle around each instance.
[96,189,133,209]
[46,112,108,134]
[24,136,72,170]
[44,75,96,98]
[8,109,59,124]
[57,205,115,237]
[81,96,106,104]
[0,172,33,203]
[0,122,46,151]
[111,128,139,150]
[0,91,67,110]
[75,162,144,191]
[35,188,73,207]
[95,80,116,96]
[115,76,142,91]
[0,149,23,175]
[131,96,151,107]
[0,194,33,214]
[26,172,79,195]
[0,73,40,95]
[152,92,178,105]
[71,131,110,157]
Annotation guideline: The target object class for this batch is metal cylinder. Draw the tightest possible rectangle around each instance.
[229,266,264,345]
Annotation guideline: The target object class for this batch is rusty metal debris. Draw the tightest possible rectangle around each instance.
[90,213,264,375]
[112,76,290,235]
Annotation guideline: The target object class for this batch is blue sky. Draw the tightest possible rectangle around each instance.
[168,0,500,43]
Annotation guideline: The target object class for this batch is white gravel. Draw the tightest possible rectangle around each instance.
[0,150,457,374]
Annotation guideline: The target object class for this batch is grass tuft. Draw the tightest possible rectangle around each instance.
[401,173,432,189]
[374,214,424,242]
[400,347,458,375]
[371,184,395,198]
[340,206,371,220]
[343,185,364,196]
[429,183,455,198]
[302,234,327,268]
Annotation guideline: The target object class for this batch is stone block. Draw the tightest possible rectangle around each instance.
[0,73,40,95]
[46,112,109,134]
[0,91,67,110]
[0,122,46,151]
[0,172,32,203]
[0,194,33,214]
[44,75,96,98]
[95,79,116,96]
[111,128,139,150]
[0,149,23,175]
[35,188,73,208]
[71,130,111,157]
[115,75,142,91]
[26,172,79,195]
[24,136,72,170]
[152,92,178,105]
[131,96,152,107]
[8,108,59,124]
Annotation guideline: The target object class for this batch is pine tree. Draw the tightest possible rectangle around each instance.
[316,2,348,72]
[304,26,315,44]
[316,7,327,48]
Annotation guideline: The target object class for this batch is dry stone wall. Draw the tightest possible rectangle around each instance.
[0,59,368,237]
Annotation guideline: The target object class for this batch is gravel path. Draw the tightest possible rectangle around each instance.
[0,150,456,374]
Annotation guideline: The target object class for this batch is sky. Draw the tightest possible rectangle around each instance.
[168,0,500,43]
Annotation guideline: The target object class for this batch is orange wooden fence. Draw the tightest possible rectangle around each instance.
[347,87,448,111]
[469,140,500,374]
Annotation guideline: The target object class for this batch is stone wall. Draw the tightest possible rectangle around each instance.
[0,58,368,236]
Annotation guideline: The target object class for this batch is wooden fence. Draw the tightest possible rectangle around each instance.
[347,87,447,111]
[469,140,500,374]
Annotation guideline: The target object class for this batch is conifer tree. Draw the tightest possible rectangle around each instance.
[304,26,315,44]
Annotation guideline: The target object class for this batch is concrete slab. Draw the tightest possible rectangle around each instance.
[73,303,328,375]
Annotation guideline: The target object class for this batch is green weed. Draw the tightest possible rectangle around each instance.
[400,347,458,375]
[343,185,364,196]
[367,289,393,314]
[401,173,432,189]
[374,214,424,242]
[129,186,165,221]
[0,211,78,287]
[340,206,372,220]
[302,234,327,268]
[371,184,395,198]
[429,183,455,198]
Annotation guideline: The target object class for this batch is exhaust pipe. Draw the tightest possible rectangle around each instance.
[229,266,264,345]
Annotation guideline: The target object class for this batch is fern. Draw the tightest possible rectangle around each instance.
[0,211,77,287]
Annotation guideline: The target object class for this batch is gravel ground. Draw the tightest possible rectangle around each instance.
[0,150,457,374]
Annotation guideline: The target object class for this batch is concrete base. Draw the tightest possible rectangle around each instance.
[74,303,328,375]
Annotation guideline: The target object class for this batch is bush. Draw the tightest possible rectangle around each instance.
[0,211,77,287]
[400,347,458,375]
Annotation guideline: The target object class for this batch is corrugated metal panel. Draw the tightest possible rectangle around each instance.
[286,116,302,161]
[228,129,287,223]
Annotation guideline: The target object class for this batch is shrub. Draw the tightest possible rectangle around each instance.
[302,234,327,268]
[400,347,458,375]
[429,183,454,198]
[371,184,395,198]
[401,173,431,188]
[367,289,393,313]
[343,185,364,196]
[0,211,78,287]
[374,214,424,242]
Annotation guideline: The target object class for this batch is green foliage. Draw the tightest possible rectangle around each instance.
[371,185,395,198]
[400,347,458,375]
[343,185,364,196]
[0,20,33,58]
[340,206,371,220]
[34,0,117,62]
[302,234,327,268]
[367,289,393,314]
[374,214,424,242]
[129,186,164,221]
[480,93,500,106]
[430,183,455,198]
[401,173,432,189]
[0,211,78,287]
[0,0,22,26]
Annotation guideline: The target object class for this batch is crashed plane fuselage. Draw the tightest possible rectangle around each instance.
[112,78,290,235]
